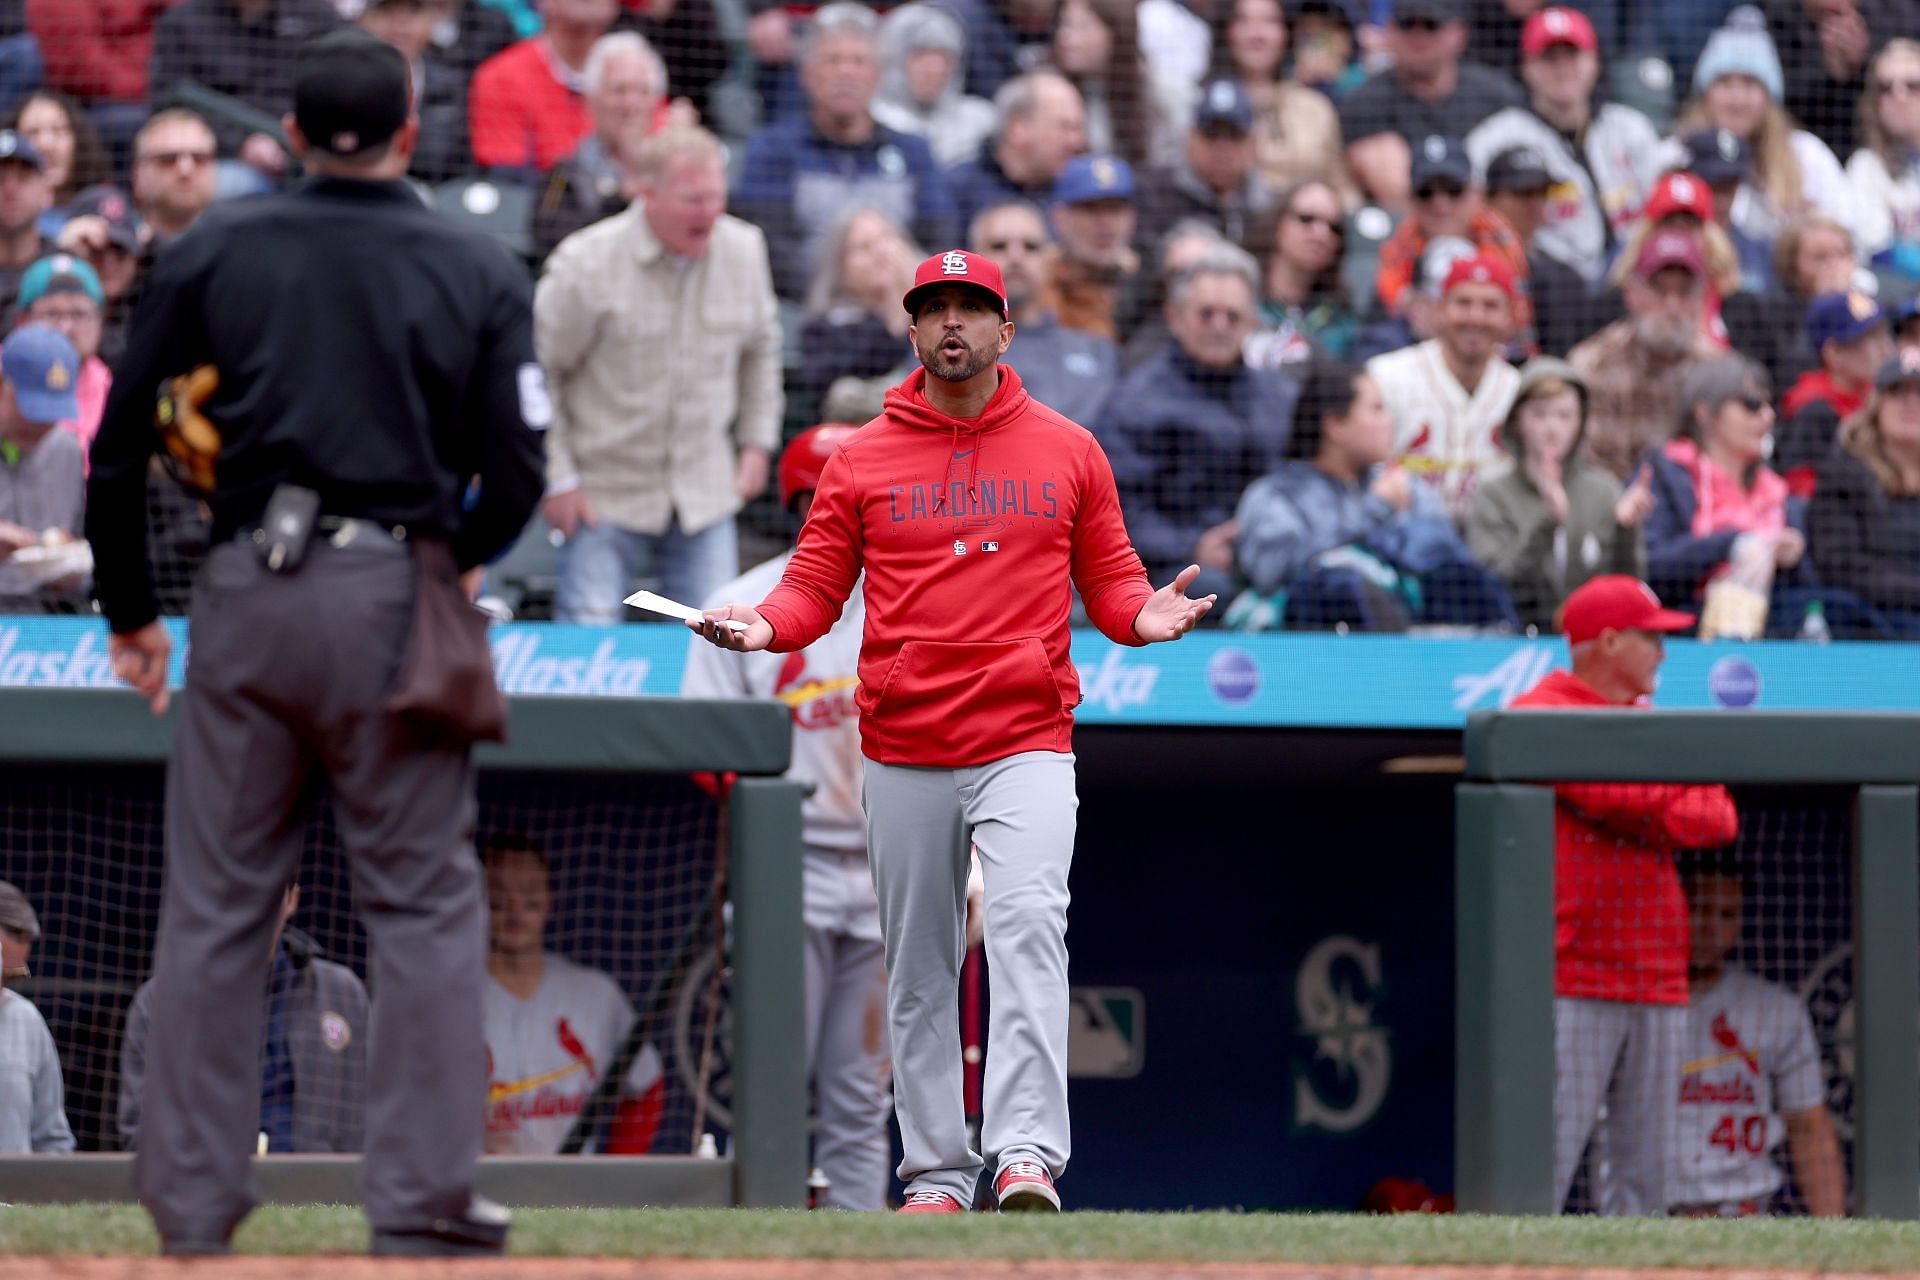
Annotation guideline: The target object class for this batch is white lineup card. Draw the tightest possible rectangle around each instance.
[623,589,749,631]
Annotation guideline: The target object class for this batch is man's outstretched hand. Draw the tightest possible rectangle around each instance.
[688,603,775,652]
[1133,564,1215,642]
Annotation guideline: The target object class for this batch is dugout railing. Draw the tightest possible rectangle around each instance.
[1455,710,1920,1218]
[0,688,808,1209]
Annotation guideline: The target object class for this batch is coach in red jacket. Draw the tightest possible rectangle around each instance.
[692,249,1214,1214]
[1512,574,1740,1216]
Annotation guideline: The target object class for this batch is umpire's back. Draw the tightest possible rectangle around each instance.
[88,29,546,637]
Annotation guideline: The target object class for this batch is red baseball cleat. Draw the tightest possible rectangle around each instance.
[897,1188,967,1213]
[994,1160,1060,1212]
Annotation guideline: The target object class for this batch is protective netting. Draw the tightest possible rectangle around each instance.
[0,0,1911,635]
[1553,784,1856,1217]
[0,762,730,1156]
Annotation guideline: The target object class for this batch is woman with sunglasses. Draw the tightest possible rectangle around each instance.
[1642,354,1818,633]
[1249,178,1358,363]
[1845,39,1920,287]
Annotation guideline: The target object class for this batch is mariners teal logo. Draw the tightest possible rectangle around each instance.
[1293,934,1391,1133]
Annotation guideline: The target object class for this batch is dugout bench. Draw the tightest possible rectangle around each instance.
[0,689,809,1210]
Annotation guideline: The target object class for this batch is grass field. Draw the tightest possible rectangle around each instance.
[4,1206,1920,1271]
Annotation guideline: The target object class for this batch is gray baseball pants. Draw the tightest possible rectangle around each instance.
[135,539,489,1246]
[801,845,892,1210]
[862,750,1077,1206]
[1553,997,1686,1215]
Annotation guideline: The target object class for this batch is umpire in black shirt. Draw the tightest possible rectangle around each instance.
[86,30,544,1258]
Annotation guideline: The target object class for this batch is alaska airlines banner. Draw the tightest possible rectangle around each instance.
[0,618,1913,728]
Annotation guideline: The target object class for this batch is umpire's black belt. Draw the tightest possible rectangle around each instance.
[238,516,411,557]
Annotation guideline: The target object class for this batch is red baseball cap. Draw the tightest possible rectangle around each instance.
[1642,171,1715,224]
[1442,251,1516,300]
[903,249,1008,317]
[778,423,860,509]
[1521,6,1597,57]
[1635,228,1707,280]
[1560,575,1695,644]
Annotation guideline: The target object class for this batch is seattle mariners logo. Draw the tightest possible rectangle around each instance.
[1799,943,1855,1140]
[1293,934,1391,1133]
[940,250,969,276]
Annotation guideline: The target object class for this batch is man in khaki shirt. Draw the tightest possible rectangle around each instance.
[536,125,783,622]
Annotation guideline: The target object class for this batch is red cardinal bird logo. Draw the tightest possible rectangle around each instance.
[556,1018,600,1080]
[1711,1012,1760,1075]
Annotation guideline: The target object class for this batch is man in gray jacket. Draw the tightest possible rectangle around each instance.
[1466,357,1654,631]
[120,884,368,1154]
[0,882,73,1153]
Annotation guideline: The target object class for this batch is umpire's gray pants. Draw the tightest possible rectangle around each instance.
[1553,997,1686,1216]
[862,750,1076,1205]
[135,540,488,1245]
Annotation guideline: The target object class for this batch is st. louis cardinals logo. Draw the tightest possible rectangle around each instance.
[1292,934,1391,1133]
[940,250,969,275]
[1710,1011,1761,1074]
[773,651,858,730]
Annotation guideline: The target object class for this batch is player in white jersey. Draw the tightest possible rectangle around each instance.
[481,838,666,1154]
[1673,858,1846,1216]
[683,424,967,1210]
[1365,250,1522,525]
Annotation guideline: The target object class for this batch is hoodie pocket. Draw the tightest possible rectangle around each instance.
[870,637,1064,720]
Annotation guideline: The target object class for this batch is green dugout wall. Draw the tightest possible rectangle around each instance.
[1456,710,1920,1218]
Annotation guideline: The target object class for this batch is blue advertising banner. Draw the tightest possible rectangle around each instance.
[0,617,1913,727]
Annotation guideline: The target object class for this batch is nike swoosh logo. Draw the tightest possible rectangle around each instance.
[953,449,973,458]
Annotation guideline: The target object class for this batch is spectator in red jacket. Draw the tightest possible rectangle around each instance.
[1511,573,1740,1218]
[469,0,619,176]
[28,0,176,104]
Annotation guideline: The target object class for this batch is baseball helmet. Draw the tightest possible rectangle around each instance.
[779,424,859,510]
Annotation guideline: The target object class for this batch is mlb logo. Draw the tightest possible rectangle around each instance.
[953,540,967,555]
[981,541,999,552]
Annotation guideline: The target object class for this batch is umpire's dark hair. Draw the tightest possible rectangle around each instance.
[1285,358,1367,460]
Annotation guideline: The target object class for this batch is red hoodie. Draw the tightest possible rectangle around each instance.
[756,365,1154,767]
[1511,670,1741,1005]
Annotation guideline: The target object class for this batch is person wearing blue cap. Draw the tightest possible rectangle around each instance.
[1047,154,1141,340]
[1137,77,1276,254]
[0,129,54,316]
[14,254,109,454]
[0,323,86,612]
[1775,290,1891,478]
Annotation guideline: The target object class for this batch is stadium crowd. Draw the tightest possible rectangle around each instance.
[0,0,1915,635]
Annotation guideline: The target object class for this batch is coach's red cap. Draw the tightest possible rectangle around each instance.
[1521,6,1597,57]
[1560,575,1695,644]
[903,249,1008,317]
[1442,251,1516,300]
[1643,171,1715,224]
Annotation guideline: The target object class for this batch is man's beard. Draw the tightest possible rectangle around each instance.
[1634,313,1696,358]
[920,335,995,382]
